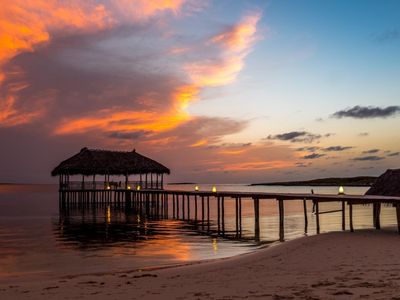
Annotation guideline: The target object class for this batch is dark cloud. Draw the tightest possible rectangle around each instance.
[295,146,320,152]
[388,152,400,157]
[303,153,325,159]
[351,156,385,161]
[362,149,380,154]
[322,146,353,152]
[332,106,400,119]
[267,131,323,143]
[373,29,400,43]
[208,142,252,149]
[359,132,369,137]
[107,130,152,140]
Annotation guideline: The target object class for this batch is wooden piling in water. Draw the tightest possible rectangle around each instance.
[315,200,320,234]
[253,197,260,241]
[303,198,308,233]
[278,198,284,242]
[349,202,354,232]
[342,201,346,230]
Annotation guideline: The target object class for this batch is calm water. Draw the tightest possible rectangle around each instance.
[0,183,397,283]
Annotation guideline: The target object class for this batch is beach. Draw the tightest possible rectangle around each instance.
[2,228,400,299]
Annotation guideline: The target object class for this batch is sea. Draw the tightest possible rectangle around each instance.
[0,183,397,283]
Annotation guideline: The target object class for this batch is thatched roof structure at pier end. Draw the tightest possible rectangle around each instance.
[51,147,170,176]
[366,169,400,197]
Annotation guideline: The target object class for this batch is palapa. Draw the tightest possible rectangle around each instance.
[51,147,170,176]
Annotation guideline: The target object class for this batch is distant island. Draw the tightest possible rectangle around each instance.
[251,176,377,187]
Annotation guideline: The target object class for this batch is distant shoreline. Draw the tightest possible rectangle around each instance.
[251,176,377,187]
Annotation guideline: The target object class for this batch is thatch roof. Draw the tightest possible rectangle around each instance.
[365,169,400,197]
[51,147,170,176]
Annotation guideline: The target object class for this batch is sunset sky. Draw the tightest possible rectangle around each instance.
[0,0,399,183]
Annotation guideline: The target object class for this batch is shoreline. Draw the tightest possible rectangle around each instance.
[2,228,400,299]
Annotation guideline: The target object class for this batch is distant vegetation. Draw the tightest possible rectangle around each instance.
[251,176,377,187]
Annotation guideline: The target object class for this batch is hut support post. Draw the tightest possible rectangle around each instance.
[156,174,159,189]
[161,174,164,189]
[278,198,284,242]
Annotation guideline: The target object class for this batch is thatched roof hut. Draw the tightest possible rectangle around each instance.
[365,169,400,197]
[51,147,170,176]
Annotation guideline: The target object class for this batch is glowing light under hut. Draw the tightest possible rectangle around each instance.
[195,185,199,191]
[212,186,217,193]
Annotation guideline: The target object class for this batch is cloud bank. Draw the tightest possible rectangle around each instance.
[332,106,400,119]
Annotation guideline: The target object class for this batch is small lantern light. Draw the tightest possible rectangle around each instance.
[195,185,199,191]
[212,186,217,193]
[127,185,131,190]
[136,185,141,191]
[107,185,111,190]
[338,186,345,195]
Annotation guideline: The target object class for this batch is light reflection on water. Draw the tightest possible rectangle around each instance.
[0,183,398,282]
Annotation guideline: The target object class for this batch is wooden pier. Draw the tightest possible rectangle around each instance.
[59,188,400,241]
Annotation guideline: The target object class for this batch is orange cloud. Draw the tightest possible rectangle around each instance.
[0,95,44,127]
[190,139,208,147]
[0,0,185,65]
[54,84,198,135]
[185,11,261,87]
[0,0,186,128]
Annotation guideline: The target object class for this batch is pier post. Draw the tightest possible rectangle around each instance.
[342,201,346,230]
[373,203,381,230]
[176,194,180,219]
[303,198,308,233]
[235,197,239,237]
[172,194,175,218]
[349,201,354,232]
[278,198,284,242]
[187,194,190,220]
[194,195,198,222]
[315,200,320,234]
[221,197,225,235]
[239,197,242,237]
[396,204,400,234]
[253,197,260,242]
[217,196,221,234]
[182,194,185,220]
[207,196,210,232]
[201,196,205,228]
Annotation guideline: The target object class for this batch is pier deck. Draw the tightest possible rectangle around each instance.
[59,188,400,241]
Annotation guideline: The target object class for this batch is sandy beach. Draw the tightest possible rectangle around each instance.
[2,229,400,299]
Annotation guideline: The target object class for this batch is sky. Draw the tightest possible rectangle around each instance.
[0,0,399,184]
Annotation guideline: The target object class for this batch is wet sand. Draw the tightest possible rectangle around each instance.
[2,229,400,299]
